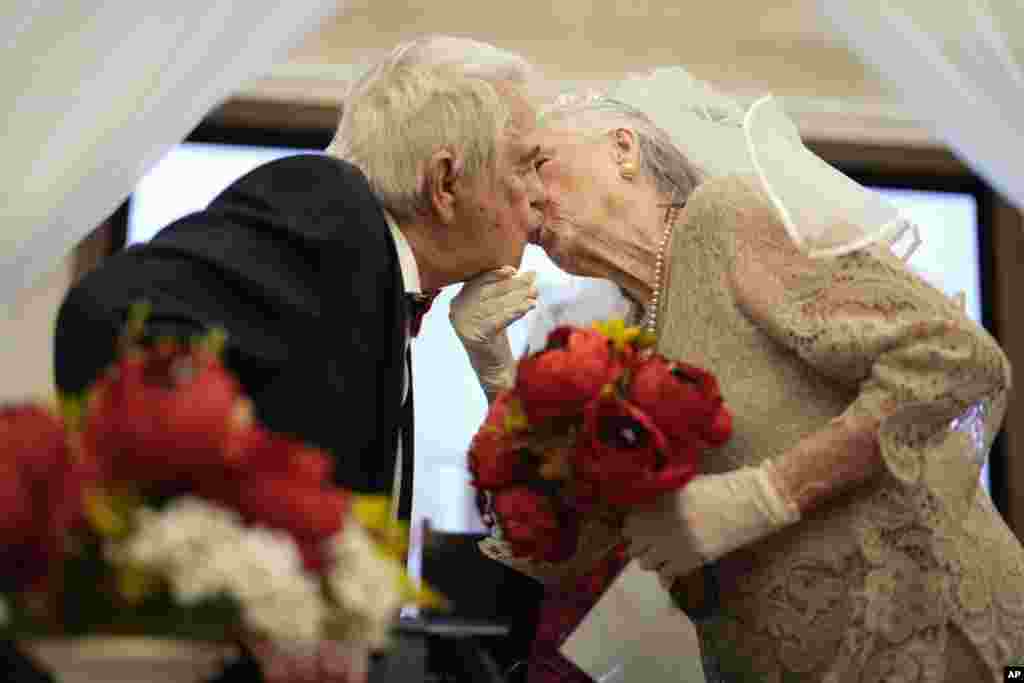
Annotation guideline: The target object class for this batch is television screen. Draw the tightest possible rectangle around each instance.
[128,142,991,537]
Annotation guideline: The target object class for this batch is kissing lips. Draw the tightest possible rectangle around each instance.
[529,223,543,246]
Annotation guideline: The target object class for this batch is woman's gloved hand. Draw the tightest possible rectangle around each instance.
[624,460,800,584]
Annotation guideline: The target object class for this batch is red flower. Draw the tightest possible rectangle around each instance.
[575,396,698,506]
[232,426,335,487]
[564,477,602,514]
[575,397,665,493]
[469,431,529,489]
[515,327,622,423]
[231,476,350,541]
[627,356,732,447]
[83,341,249,488]
[0,404,91,590]
[492,487,577,563]
[468,394,532,489]
[706,405,733,447]
[0,459,36,549]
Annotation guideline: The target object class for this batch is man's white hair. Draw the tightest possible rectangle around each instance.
[540,91,705,203]
[328,35,538,221]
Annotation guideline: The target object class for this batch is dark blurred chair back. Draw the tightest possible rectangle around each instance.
[419,522,544,673]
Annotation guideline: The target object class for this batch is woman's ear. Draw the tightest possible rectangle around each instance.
[424,148,462,224]
[612,127,639,165]
[611,128,641,181]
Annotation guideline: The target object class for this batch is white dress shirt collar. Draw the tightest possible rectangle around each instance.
[384,210,422,296]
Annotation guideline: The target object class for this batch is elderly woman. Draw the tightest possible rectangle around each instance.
[456,69,1024,682]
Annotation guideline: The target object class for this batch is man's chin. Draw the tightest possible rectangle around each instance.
[508,243,527,269]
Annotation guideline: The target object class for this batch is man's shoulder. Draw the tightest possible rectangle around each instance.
[209,154,389,244]
[218,154,378,212]
[239,153,368,190]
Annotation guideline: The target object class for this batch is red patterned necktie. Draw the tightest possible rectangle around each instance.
[407,290,439,337]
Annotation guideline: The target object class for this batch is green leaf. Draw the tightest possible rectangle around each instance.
[7,536,244,641]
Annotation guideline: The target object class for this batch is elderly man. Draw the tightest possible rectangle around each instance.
[52,35,546,683]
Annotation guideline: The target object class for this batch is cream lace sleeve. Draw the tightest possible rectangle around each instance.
[716,176,1012,521]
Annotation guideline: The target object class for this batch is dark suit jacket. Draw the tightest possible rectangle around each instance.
[54,154,414,515]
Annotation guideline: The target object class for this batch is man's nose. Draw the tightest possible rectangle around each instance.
[527,173,549,210]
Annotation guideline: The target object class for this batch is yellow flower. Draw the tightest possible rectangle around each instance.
[395,571,450,611]
[58,393,86,434]
[503,397,530,433]
[593,318,648,353]
[635,329,659,349]
[350,495,450,611]
[83,488,133,539]
[196,327,229,357]
[351,495,409,559]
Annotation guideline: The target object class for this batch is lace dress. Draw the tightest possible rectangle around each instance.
[652,175,1023,682]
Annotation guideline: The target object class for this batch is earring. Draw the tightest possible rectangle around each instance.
[620,162,637,181]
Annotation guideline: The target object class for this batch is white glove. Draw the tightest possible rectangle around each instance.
[450,267,537,400]
[623,461,800,584]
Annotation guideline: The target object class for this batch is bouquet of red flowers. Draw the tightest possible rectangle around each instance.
[469,319,731,580]
[0,306,440,659]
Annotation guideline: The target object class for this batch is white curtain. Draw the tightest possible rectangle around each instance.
[0,1,343,316]
[816,0,1024,211]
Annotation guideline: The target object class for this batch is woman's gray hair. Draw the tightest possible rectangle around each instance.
[540,92,705,203]
[328,35,538,221]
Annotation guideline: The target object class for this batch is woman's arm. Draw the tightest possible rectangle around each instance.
[728,175,1011,517]
[763,413,881,515]
[625,175,1010,588]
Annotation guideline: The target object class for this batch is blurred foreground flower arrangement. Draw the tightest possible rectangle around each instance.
[0,305,440,662]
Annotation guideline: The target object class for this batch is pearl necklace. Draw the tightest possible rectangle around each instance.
[639,202,684,335]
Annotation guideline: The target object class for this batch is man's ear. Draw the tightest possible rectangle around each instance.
[612,127,639,165]
[424,148,462,225]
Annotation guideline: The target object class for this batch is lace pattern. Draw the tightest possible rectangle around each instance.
[652,175,1023,682]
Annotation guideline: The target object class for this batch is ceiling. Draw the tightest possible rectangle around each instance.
[227,1,950,146]
[284,0,888,98]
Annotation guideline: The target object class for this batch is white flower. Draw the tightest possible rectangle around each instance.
[327,517,404,647]
[117,497,246,605]
[120,497,242,571]
[221,527,306,599]
[242,572,325,643]
[218,526,327,643]
[114,496,330,643]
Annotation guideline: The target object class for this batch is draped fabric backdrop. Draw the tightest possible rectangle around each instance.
[816,0,1024,212]
[0,1,342,319]
[6,1,1024,316]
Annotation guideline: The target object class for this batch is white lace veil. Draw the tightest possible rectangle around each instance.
[606,67,920,259]
[524,68,927,343]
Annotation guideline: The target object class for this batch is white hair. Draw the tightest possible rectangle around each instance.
[328,35,538,220]
[540,91,705,203]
